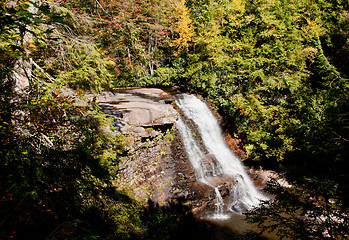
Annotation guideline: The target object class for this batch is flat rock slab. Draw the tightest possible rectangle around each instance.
[95,88,178,137]
[127,88,171,99]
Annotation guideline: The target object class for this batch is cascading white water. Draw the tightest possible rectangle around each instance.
[175,94,267,217]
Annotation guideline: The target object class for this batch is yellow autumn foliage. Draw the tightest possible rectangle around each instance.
[174,0,194,51]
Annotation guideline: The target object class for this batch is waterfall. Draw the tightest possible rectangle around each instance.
[175,94,267,217]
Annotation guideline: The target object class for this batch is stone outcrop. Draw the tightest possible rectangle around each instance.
[247,167,291,189]
[95,88,178,138]
[94,88,196,205]
[114,125,200,207]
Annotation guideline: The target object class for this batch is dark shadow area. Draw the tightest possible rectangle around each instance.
[99,104,131,118]
[141,198,268,240]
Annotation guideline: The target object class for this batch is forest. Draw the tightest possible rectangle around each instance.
[1,0,348,239]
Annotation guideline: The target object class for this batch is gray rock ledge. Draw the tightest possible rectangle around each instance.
[96,88,178,138]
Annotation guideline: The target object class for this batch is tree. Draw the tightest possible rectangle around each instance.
[61,0,176,86]
[177,1,349,238]
[174,0,195,51]
[0,2,143,239]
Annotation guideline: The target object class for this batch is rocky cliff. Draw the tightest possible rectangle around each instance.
[95,88,282,216]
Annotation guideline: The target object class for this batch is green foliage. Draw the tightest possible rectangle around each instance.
[148,66,179,86]
[2,0,348,239]
[31,5,116,93]
[179,0,348,165]
[0,2,144,239]
[178,1,349,238]
[0,83,144,239]
[0,0,60,77]
[60,0,177,87]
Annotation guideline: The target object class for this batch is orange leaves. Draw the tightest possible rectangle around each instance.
[28,43,37,52]
[55,89,61,96]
